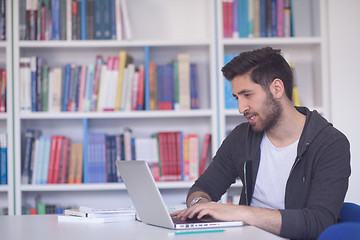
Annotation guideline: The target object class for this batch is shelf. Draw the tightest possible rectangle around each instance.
[19,110,214,120]
[0,113,8,119]
[222,37,322,46]
[18,39,212,48]
[0,185,9,192]
[19,180,242,192]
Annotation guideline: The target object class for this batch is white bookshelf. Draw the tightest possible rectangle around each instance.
[0,0,14,215]
[10,0,331,214]
[216,0,330,146]
[12,0,220,214]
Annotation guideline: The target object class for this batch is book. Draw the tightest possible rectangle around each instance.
[120,0,132,40]
[222,0,233,38]
[188,134,199,181]
[59,206,135,223]
[199,133,211,175]
[0,133,7,185]
[224,54,238,109]
[177,54,190,110]
[115,51,132,111]
[22,129,34,184]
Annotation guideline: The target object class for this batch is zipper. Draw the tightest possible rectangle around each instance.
[243,161,248,206]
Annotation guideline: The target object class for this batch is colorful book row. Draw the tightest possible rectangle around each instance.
[19,52,200,112]
[223,0,293,38]
[22,200,74,215]
[19,0,132,41]
[0,133,7,185]
[21,128,211,184]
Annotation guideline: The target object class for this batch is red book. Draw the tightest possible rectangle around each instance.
[47,136,58,184]
[158,132,167,181]
[199,133,211,175]
[136,65,145,110]
[222,0,234,38]
[0,69,6,112]
[53,136,64,183]
[60,137,70,184]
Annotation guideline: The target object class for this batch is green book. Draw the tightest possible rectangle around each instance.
[41,65,49,112]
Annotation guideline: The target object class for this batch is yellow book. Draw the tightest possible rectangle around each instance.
[114,51,132,111]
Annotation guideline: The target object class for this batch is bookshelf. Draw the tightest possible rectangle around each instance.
[0,0,14,215]
[216,0,330,148]
[9,0,330,214]
[12,0,222,215]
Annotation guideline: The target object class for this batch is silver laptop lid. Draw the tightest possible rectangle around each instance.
[116,160,175,229]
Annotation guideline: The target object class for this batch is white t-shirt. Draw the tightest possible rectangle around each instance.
[250,133,298,210]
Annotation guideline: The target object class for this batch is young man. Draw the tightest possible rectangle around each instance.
[171,47,351,240]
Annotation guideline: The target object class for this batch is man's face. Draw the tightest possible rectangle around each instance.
[231,74,282,132]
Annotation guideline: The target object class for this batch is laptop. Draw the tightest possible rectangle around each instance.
[115,160,244,229]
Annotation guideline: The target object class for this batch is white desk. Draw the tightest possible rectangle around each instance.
[0,215,285,240]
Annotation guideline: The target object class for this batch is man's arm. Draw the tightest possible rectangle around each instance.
[172,201,282,236]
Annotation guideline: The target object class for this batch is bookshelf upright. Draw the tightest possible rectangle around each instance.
[0,0,14,215]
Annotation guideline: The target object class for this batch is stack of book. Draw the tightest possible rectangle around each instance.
[58,206,136,223]
[19,52,199,113]
[20,0,132,41]
[21,128,212,185]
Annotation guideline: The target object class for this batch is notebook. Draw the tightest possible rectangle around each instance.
[115,160,244,229]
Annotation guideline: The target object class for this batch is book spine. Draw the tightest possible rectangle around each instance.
[0,133,7,184]
[80,0,86,40]
[30,56,37,112]
[144,46,150,111]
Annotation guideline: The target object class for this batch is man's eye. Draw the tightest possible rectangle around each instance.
[244,93,251,97]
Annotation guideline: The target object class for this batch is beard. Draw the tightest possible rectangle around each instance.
[250,92,283,133]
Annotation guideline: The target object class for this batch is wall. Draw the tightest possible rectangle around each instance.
[328,0,360,202]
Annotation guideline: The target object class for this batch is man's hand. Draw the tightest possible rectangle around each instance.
[170,201,282,236]
[171,202,243,222]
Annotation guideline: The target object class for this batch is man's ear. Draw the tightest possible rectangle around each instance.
[270,78,285,99]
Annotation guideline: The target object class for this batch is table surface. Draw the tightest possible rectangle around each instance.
[0,215,285,240]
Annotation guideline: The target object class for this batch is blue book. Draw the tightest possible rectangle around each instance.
[238,0,249,38]
[271,0,277,37]
[190,63,199,109]
[93,0,103,39]
[51,0,61,40]
[35,136,45,184]
[0,133,7,185]
[22,129,34,184]
[259,0,267,37]
[224,54,238,109]
[62,64,71,111]
[83,119,89,183]
[81,0,86,40]
[94,133,106,183]
[103,0,111,39]
[110,0,117,39]
[41,137,51,184]
[164,64,174,110]
[84,64,95,112]
[105,136,112,182]
[30,57,37,112]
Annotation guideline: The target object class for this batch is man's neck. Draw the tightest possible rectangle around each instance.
[266,105,306,148]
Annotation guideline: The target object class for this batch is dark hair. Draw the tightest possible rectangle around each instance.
[221,47,293,101]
